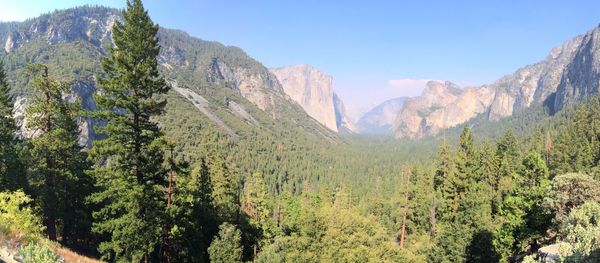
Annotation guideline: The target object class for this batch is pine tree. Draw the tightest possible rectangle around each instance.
[170,158,216,262]
[89,0,170,260]
[208,153,240,223]
[244,171,274,247]
[527,129,544,154]
[494,152,551,262]
[573,106,594,171]
[520,152,551,249]
[478,141,499,190]
[455,126,477,190]
[0,60,25,191]
[432,127,496,262]
[545,131,553,166]
[432,139,456,234]
[496,129,520,169]
[26,64,90,242]
[398,166,411,248]
[160,142,190,262]
[438,128,475,224]
[208,223,243,263]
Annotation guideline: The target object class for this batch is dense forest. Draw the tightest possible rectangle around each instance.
[1,1,600,263]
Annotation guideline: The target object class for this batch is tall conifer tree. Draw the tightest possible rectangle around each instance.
[89,0,170,260]
[0,61,25,191]
[26,64,90,242]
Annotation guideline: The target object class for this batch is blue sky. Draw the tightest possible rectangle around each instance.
[2,1,600,118]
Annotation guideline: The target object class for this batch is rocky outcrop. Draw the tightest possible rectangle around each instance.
[4,33,16,53]
[3,6,118,52]
[66,79,100,147]
[554,27,600,112]
[487,34,582,120]
[3,6,337,145]
[424,86,495,135]
[3,6,290,121]
[393,81,465,139]
[357,97,406,135]
[13,79,100,147]
[393,30,585,139]
[270,65,339,131]
[333,93,357,133]
[172,82,238,139]
[211,60,282,113]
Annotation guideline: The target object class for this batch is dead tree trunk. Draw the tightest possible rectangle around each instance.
[399,166,411,249]
[162,146,176,263]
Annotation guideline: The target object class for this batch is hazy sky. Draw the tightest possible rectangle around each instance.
[2,0,600,119]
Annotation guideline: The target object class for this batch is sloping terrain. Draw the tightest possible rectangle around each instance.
[357,97,406,135]
[172,82,238,138]
[392,30,586,139]
[0,6,339,148]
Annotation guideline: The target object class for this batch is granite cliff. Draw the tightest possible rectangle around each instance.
[392,29,586,139]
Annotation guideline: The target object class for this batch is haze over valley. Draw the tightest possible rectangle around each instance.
[1,1,600,263]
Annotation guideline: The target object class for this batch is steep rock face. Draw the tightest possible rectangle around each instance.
[554,27,600,112]
[270,65,338,131]
[393,81,464,139]
[3,6,290,119]
[392,31,584,139]
[424,86,495,135]
[210,60,282,113]
[3,6,118,52]
[2,6,339,146]
[13,79,99,147]
[487,35,582,120]
[357,97,406,134]
[333,93,357,133]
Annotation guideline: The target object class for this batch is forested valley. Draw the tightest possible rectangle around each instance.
[1,1,600,263]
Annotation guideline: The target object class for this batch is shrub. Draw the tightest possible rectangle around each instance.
[559,202,600,263]
[0,190,44,241]
[208,223,243,263]
[19,242,63,263]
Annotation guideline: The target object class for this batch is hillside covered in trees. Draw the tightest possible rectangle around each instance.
[1,1,600,263]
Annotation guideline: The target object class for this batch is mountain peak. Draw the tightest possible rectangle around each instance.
[270,65,338,131]
[3,6,120,53]
[357,97,407,135]
[392,24,591,139]
[553,25,600,112]
[2,5,341,146]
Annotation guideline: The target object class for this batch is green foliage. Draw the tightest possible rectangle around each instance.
[20,242,62,263]
[88,0,170,260]
[256,192,421,263]
[5,4,600,263]
[207,153,239,223]
[522,255,537,263]
[208,223,243,263]
[559,202,600,263]
[168,159,215,262]
[0,190,44,241]
[25,63,91,242]
[544,173,600,225]
[255,234,319,263]
[244,172,275,244]
[494,152,551,262]
[0,60,25,191]
[494,193,527,262]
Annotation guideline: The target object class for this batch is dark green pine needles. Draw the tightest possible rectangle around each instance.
[26,64,90,243]
[88,0,171,261]
[0,61,26,192]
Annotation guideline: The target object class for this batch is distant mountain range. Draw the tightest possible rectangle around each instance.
[0,6,341,147]
[356,97,406,135]
[3,5,600,142]
[269,64,356,133]
[390,25,599,139]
